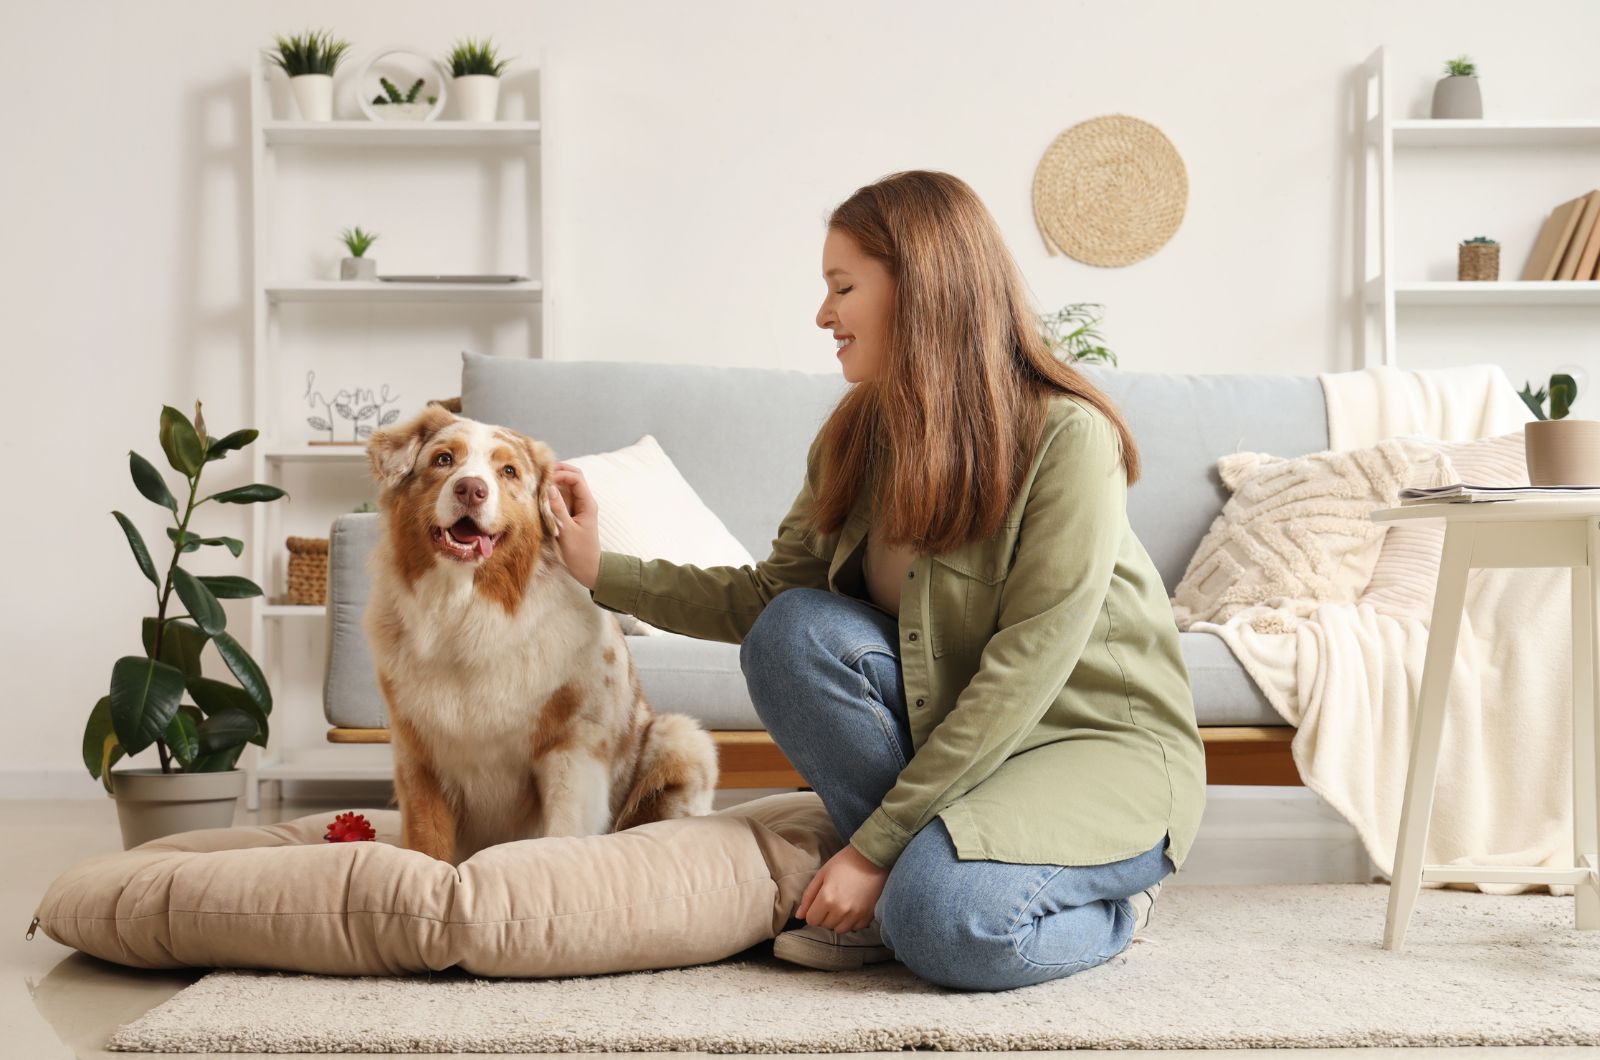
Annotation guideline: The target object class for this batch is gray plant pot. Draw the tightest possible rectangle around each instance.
[108,768,245,849]
[1431,76,1482,119]
[341,256,377,281]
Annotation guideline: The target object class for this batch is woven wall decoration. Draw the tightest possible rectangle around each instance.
[1032,114,1187,267]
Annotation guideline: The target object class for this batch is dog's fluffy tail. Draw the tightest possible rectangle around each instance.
[613,713,718,831]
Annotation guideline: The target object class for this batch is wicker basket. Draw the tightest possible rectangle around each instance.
[285,536,330,606]
[1458,242,1499,281]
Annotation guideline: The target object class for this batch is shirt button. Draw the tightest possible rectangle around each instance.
[908,631,918,642]
[907,570,915,579]
[916,698,925,707]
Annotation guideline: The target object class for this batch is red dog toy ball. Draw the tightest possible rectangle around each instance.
[323,811,377,843]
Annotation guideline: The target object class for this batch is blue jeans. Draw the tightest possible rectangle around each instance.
[740,587,1173,992]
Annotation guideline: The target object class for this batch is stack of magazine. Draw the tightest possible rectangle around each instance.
[1399,483,1600,504]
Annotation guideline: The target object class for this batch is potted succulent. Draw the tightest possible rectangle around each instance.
[1432,55,1482,120]
[266,28,351,122]
[370,75,438,121]
[1038,302,1118,366]
[1520,371,1600,485]
[339,226,380,281]
[446,37,513,122]
[88,402,287,848]
[1458,236,1499,281]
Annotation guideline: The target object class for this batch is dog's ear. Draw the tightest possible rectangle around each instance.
[367,404,458,491]
[519,435,566,539]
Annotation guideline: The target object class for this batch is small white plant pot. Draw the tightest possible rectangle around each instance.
[290,73,334,121]
[454,75,501,121]
[341,256,377,281]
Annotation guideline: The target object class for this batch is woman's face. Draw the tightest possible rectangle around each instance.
[816,227,894,383]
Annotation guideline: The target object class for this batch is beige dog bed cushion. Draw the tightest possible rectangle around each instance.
[32,792,839,977]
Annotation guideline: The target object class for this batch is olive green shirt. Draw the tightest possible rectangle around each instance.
[591,394,1207,873]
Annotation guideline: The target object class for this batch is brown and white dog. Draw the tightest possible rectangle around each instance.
[362,404,718,864]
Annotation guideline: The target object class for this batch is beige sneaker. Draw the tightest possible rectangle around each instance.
[773,919,894,970]
[1126,881,1162,937]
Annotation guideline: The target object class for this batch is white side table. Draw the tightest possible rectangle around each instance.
[1369,498,1600,951]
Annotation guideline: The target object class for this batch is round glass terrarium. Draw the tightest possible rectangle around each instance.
[357,48,447,122]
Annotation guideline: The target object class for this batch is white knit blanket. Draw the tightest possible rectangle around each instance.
[1182,365,1576,896]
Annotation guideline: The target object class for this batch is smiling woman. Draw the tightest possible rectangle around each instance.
[558,169,1205,993]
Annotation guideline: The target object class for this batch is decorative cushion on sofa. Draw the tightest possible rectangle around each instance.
[566,434,758,636]
[1359,430,1527,619]
[1171,437,1446,626]
[31,792,840,977]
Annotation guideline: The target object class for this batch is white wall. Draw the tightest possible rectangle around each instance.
[6,0,1599,792]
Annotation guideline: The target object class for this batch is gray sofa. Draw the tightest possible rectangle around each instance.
[323,352,1329,740]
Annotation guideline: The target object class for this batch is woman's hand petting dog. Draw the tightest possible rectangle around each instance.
[795,843,890,934]
[546,463,602,590]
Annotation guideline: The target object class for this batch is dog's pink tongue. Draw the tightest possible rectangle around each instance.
[477,533,496,559]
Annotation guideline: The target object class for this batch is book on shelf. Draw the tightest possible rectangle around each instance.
[1399,482,1600,504]
[1558,190,1600,280]
[1522,193,1590,281]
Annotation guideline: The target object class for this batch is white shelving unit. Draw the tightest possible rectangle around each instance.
[242,51,548,808]
[1359,46,1600,367]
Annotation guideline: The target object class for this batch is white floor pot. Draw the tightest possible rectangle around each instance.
[455,75,501,121]
[290,73,334,121]
[1526,418,1600,486]
[108,768,245,849]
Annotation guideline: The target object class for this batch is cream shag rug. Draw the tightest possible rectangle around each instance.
[109,884,1600,1053]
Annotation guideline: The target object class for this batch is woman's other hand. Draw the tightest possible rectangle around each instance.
[795,843,890,933]
[546,463,601,590]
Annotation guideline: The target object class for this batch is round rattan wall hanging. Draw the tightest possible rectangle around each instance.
[1032,114,1187,267]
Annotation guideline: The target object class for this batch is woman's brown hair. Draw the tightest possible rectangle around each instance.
[810,169,1141,554]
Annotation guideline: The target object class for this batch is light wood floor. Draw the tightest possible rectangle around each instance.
[7,791,1594,1059]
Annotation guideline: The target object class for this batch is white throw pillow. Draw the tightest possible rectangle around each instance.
[1171,437,1446,626]
[565,435,757,636]
[1359,430,1527,619]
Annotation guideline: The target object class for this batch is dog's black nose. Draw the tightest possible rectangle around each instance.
[454,476,488,506]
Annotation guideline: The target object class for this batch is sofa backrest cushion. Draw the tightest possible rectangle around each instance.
[459,354,1330,594]
[1078,366,1330,591]
[460,352,849,559]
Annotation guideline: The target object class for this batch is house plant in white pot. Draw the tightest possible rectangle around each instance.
[1431,54,1482,119]
[446,36,513,122]
[86,401,286,848]
[1520,369,1600,485]
[339,225,380,280]
[266,28,351,122]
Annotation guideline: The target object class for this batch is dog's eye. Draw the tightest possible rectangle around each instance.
[501,465,517,479]
[434,452,452,467]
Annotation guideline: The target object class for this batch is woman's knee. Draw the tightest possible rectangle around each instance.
[876,822,1113,992]
[740,588,836,723]
[874,825,1023,991]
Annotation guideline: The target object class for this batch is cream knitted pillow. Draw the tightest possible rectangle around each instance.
[1171,437,1447,626]
[1359,430,1527,619]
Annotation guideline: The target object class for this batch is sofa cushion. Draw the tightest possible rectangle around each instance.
[1078,367,1330,594]
[1360,429,1527,618]
[1169,437,1443,626]
[460,352,849,560]
[31,792,840,977]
